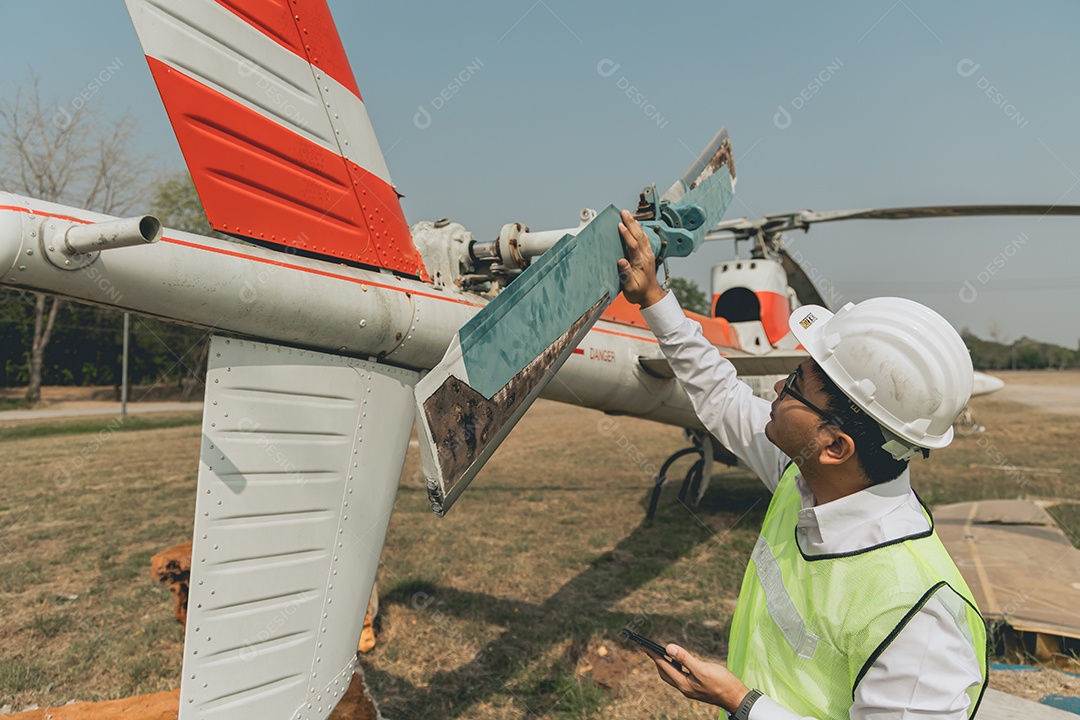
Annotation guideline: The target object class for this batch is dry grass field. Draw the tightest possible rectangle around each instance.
[1,370,1079,717]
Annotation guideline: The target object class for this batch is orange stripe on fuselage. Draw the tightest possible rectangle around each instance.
[601,294,738,349]
[756,290,790,345]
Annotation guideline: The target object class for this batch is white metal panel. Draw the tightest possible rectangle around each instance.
[181,337,416,720]
[711,258,789,299]
[0,195,29,276]
[312,66,394,184]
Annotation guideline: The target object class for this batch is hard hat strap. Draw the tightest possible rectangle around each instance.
[878,426,927,462]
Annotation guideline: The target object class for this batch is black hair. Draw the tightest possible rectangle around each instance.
[809,364,909,486]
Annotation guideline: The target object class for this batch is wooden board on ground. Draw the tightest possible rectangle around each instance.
[936,499,1080,640]
[6,669,380,719]
[979,688,1080,720]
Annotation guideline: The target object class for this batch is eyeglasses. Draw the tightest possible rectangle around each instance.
[779,368,848,431]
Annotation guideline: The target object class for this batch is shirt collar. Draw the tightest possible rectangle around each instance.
[794,468,920,553]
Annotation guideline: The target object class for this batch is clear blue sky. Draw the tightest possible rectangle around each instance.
[3,1,1078,347]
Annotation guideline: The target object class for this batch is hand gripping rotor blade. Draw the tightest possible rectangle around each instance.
[414,206,625,516]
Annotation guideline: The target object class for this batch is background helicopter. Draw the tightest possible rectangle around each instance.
[623,202,1080,510]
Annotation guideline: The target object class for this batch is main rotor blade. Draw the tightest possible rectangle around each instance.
[414,129,738,517]
[801,204,1080,223]
[705,204,1080,241]
[661,127,735,204]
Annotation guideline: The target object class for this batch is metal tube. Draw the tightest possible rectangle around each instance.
[121,312,130,419]
[516,226,581,260]
[469,238,500,262]
[0,195,475,370]
[517,209,598,260]
[64,216,162,255]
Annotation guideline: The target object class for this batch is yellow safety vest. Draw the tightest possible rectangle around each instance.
[727,463,987,718]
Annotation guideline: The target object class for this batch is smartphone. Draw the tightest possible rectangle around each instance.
[619,629,691,674]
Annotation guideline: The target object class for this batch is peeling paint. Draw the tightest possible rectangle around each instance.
[423,301,601,512]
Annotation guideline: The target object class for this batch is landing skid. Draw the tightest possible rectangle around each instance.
[646,431,737,518]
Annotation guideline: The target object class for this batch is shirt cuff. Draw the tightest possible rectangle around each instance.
[637,291,684,335]
[747,693,810,720]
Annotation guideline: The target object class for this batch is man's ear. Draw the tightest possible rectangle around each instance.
[817,428,857,467]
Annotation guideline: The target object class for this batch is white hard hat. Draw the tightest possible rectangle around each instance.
[789,298,973,461]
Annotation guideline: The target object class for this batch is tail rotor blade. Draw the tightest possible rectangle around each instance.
[414,206,624,516]
[414,129,738,516]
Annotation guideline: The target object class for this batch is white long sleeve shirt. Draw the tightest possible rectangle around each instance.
[639,292,982,720]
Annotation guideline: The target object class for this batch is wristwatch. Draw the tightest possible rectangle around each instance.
[728,689,763,720]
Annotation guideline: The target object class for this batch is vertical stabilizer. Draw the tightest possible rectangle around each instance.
[125,0,426,277]
[182,337,416,719]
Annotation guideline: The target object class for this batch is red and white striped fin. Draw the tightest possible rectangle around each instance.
[125,0,427,277]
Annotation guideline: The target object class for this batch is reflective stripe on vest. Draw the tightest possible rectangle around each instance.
[726,463,988,719]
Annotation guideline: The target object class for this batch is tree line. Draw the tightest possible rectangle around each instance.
[0,171,212,402]
[0,76,212,402]
[962,331,1080,371]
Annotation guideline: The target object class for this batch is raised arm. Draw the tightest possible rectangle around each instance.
[617,210,787,490]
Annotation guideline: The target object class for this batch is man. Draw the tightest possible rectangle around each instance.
[616,210,987,720]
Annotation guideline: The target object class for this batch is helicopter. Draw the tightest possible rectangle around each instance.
[2,2,1078,718]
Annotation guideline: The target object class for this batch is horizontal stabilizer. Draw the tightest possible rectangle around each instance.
[182,336,417,719]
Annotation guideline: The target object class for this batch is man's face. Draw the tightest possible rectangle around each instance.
[765,358,837,462]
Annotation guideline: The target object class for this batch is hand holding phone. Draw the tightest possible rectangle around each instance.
[619,628,691,674]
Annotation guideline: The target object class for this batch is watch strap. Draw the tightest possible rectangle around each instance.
[729,688,763,720]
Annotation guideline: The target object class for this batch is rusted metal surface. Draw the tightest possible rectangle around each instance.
[690,133,735,189]
[423,299,604,514]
